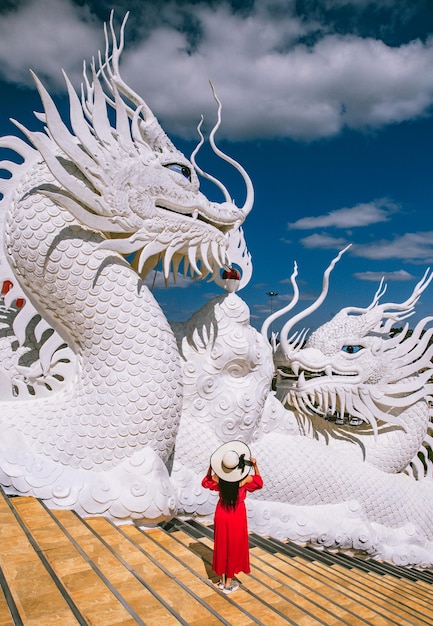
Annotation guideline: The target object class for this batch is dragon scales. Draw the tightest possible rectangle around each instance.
[0,14,253,523]
[1,15,433,568]
[171,263,433,569]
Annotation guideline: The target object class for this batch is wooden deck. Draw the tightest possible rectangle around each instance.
[0,487,432,625]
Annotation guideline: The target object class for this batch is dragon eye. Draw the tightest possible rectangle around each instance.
[342,345,363,354]
[165,163,191,181]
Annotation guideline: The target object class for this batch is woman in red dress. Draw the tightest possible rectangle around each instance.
[202,441,263,594]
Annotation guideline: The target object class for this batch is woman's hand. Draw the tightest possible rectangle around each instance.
[250,457,260,475]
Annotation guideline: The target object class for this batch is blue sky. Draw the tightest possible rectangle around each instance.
[1,0,433,335]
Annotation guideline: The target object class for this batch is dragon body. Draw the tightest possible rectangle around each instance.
[172,286,433,568]
[0,15,252,522]
[1,157,182,519]
[1,15,432,568]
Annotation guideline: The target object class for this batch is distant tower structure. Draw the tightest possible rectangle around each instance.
[266,291,278,338]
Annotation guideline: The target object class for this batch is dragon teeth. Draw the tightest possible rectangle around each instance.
[188,246,201,276]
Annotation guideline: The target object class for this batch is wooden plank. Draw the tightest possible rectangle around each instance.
[9,497,137,626]
[279,553,426,626]
[193,532,346,625]
[286,554,431,622]
[55,510,189,626]
[172,528,424,626]
[0,494,81,625]
[88,519,253,626]
[249,552,367,626]
[3,493,430,626]
[123,525,295,625]
[327,563,431,612]
[145,526,337,626]
[0,582,15,626]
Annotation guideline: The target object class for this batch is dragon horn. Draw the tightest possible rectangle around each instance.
[208,82,254,215]
[279,245,351,357]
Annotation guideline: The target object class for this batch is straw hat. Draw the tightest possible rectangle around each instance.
[210,440,252,482]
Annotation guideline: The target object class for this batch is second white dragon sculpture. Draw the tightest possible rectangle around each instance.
[171,261,433,568]
[1,14,432,568]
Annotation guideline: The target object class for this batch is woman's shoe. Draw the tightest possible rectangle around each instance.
[222,581,239,594]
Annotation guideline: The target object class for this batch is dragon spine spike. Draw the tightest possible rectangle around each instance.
[39,333,64,374]
[81,62,94,120]
[341,268,433,325]
[42,191,129,233]
[0,137,39,194]
[10,118,106,218]
[131,106,149,150]
[95,13,172,155]
[29,71,96,174]
[12,305,34,346]
[381,317,395,334]
[34,317,52,344]
[91,67,117,146]
[108,11,127,76]
[62,70,102,158]
[103,12,151,115]
[369,277,387,309]
[113,89,136,153]
[0,161,21,181]
[96,51,114,105]
[0,135,36,160]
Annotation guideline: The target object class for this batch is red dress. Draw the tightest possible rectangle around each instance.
[202,473,263,577]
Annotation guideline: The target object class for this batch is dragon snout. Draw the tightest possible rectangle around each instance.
[204,200,247,228]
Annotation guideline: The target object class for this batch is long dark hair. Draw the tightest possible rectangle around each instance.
[219,478,240,509]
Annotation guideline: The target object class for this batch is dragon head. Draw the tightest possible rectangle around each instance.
[271,255,433,435]
[12,13,253,284]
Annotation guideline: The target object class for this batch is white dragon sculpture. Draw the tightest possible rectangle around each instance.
[1,14,433,569]
[0,13,253,523]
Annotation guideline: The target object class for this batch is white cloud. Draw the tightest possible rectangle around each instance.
[0,0,104,89]
[353,231,433,260]
[354,269,416,281]
[122,5,433,140]
[1,1,433,140]
[287,199,397,230]
[299,233,350,249]
[292,223,433,264]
